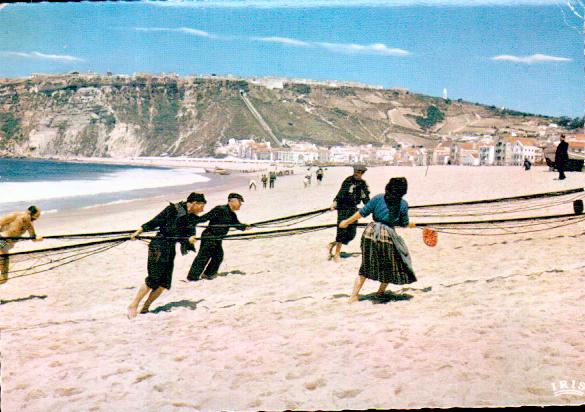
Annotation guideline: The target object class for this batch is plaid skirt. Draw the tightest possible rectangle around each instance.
[359,222,417,285]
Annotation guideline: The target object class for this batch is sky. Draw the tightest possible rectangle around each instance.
[0,0,583,117]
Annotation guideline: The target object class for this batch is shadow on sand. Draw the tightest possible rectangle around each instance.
[0,294,47,305]
[150,299,205,314]
[339,252,361,259]
[360,291,414,304]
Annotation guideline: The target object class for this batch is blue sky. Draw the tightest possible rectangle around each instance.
[0,0,583,117]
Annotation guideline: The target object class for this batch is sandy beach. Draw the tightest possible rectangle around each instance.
[1,165,584,410]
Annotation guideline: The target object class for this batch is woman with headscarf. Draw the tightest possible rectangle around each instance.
[339,177,416,303]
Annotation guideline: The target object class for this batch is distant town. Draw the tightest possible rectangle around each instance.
[214,129,585,167]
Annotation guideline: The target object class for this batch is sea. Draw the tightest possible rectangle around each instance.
[0,158,213,215]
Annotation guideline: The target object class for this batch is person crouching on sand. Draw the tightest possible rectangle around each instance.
[127,192,208,319]
[339,177,416,303]
[0,206,43,285]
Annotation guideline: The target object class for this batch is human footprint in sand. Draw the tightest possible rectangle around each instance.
[127,193,208,319]
[339,178,416,303]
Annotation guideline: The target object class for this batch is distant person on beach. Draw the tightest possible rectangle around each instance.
[339,177,416,303]
[249,179,257,191]
[555,134,569,180]
[328,165,370,262]
[269,171,276,189]
[0,206,43,284]
[261,174,268,189]
[523,158,532,171]
[127,193,207,318]
[187,193,251,281]
[316,167,324,184]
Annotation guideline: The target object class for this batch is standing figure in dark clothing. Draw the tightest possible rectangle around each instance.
[187,193,251,281]
[269,171,276,189]
[555,134,569,180]
[523,157,532,171]
[127,192,208,319]
[316,167,324,184]
[327,164,370,262]
[261,174,268,189]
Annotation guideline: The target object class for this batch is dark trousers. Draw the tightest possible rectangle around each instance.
[187,239,224,280]
[269,179,275,188]
[146,239,176,290]
[336,207,358,244]
[558,161,566,179]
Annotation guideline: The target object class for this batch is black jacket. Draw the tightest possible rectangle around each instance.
[334,176,370,210]
[142,202,206,254]
[556,140,569,164]
[200,204,246,239]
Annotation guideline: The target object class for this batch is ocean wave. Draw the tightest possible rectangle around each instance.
[80,199,137,209]
[0,168,210,204]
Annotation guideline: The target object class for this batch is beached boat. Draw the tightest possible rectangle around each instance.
[204,167,231,175]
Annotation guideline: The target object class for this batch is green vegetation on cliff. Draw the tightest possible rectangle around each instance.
[0,74,562,157]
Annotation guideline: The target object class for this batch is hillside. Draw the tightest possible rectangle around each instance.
[0,73,557,158]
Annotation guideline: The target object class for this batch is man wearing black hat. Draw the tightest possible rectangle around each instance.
[187,193,251,281]
[328,164,370,262]
[127,192,208,319]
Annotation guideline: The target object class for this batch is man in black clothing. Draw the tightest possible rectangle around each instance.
[316,167,324,184]
[187,193,251,281]
[127,192,208,319]
[328,164,370,262]
[269,171,276,189]
[555,134,569,180]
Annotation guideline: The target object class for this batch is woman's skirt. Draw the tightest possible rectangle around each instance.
[359,222,417,284]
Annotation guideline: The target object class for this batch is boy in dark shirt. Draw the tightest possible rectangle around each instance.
[187,193,251,281]
[127,192,207,319]
[328,165,370,262]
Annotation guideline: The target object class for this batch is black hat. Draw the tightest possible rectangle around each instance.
[353,164,368,172]
[187,192,207,203]
[228,193,244,202]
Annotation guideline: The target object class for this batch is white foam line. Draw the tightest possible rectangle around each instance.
[0,168,210,204]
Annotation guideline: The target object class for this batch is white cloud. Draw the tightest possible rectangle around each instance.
[149,0,560,9]
[0,51,84,63]
[491,53,572,64]
[317,42,410,56]
[255,36,311,47]
[254,35,409,56]
[138,28,410,57]
[134,27,216,38]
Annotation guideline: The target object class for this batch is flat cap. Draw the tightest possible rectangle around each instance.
[228,193,245,202]
[187,192,207,203]
[353,164,368,172]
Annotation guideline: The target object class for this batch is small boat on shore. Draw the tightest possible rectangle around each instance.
[204,167,232,175]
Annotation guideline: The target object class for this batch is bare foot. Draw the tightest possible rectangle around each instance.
[348,295,359,304]
[333,254,341,263]
[127,305,138,319]
[326,242,335,259]
[140,305,150,314]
